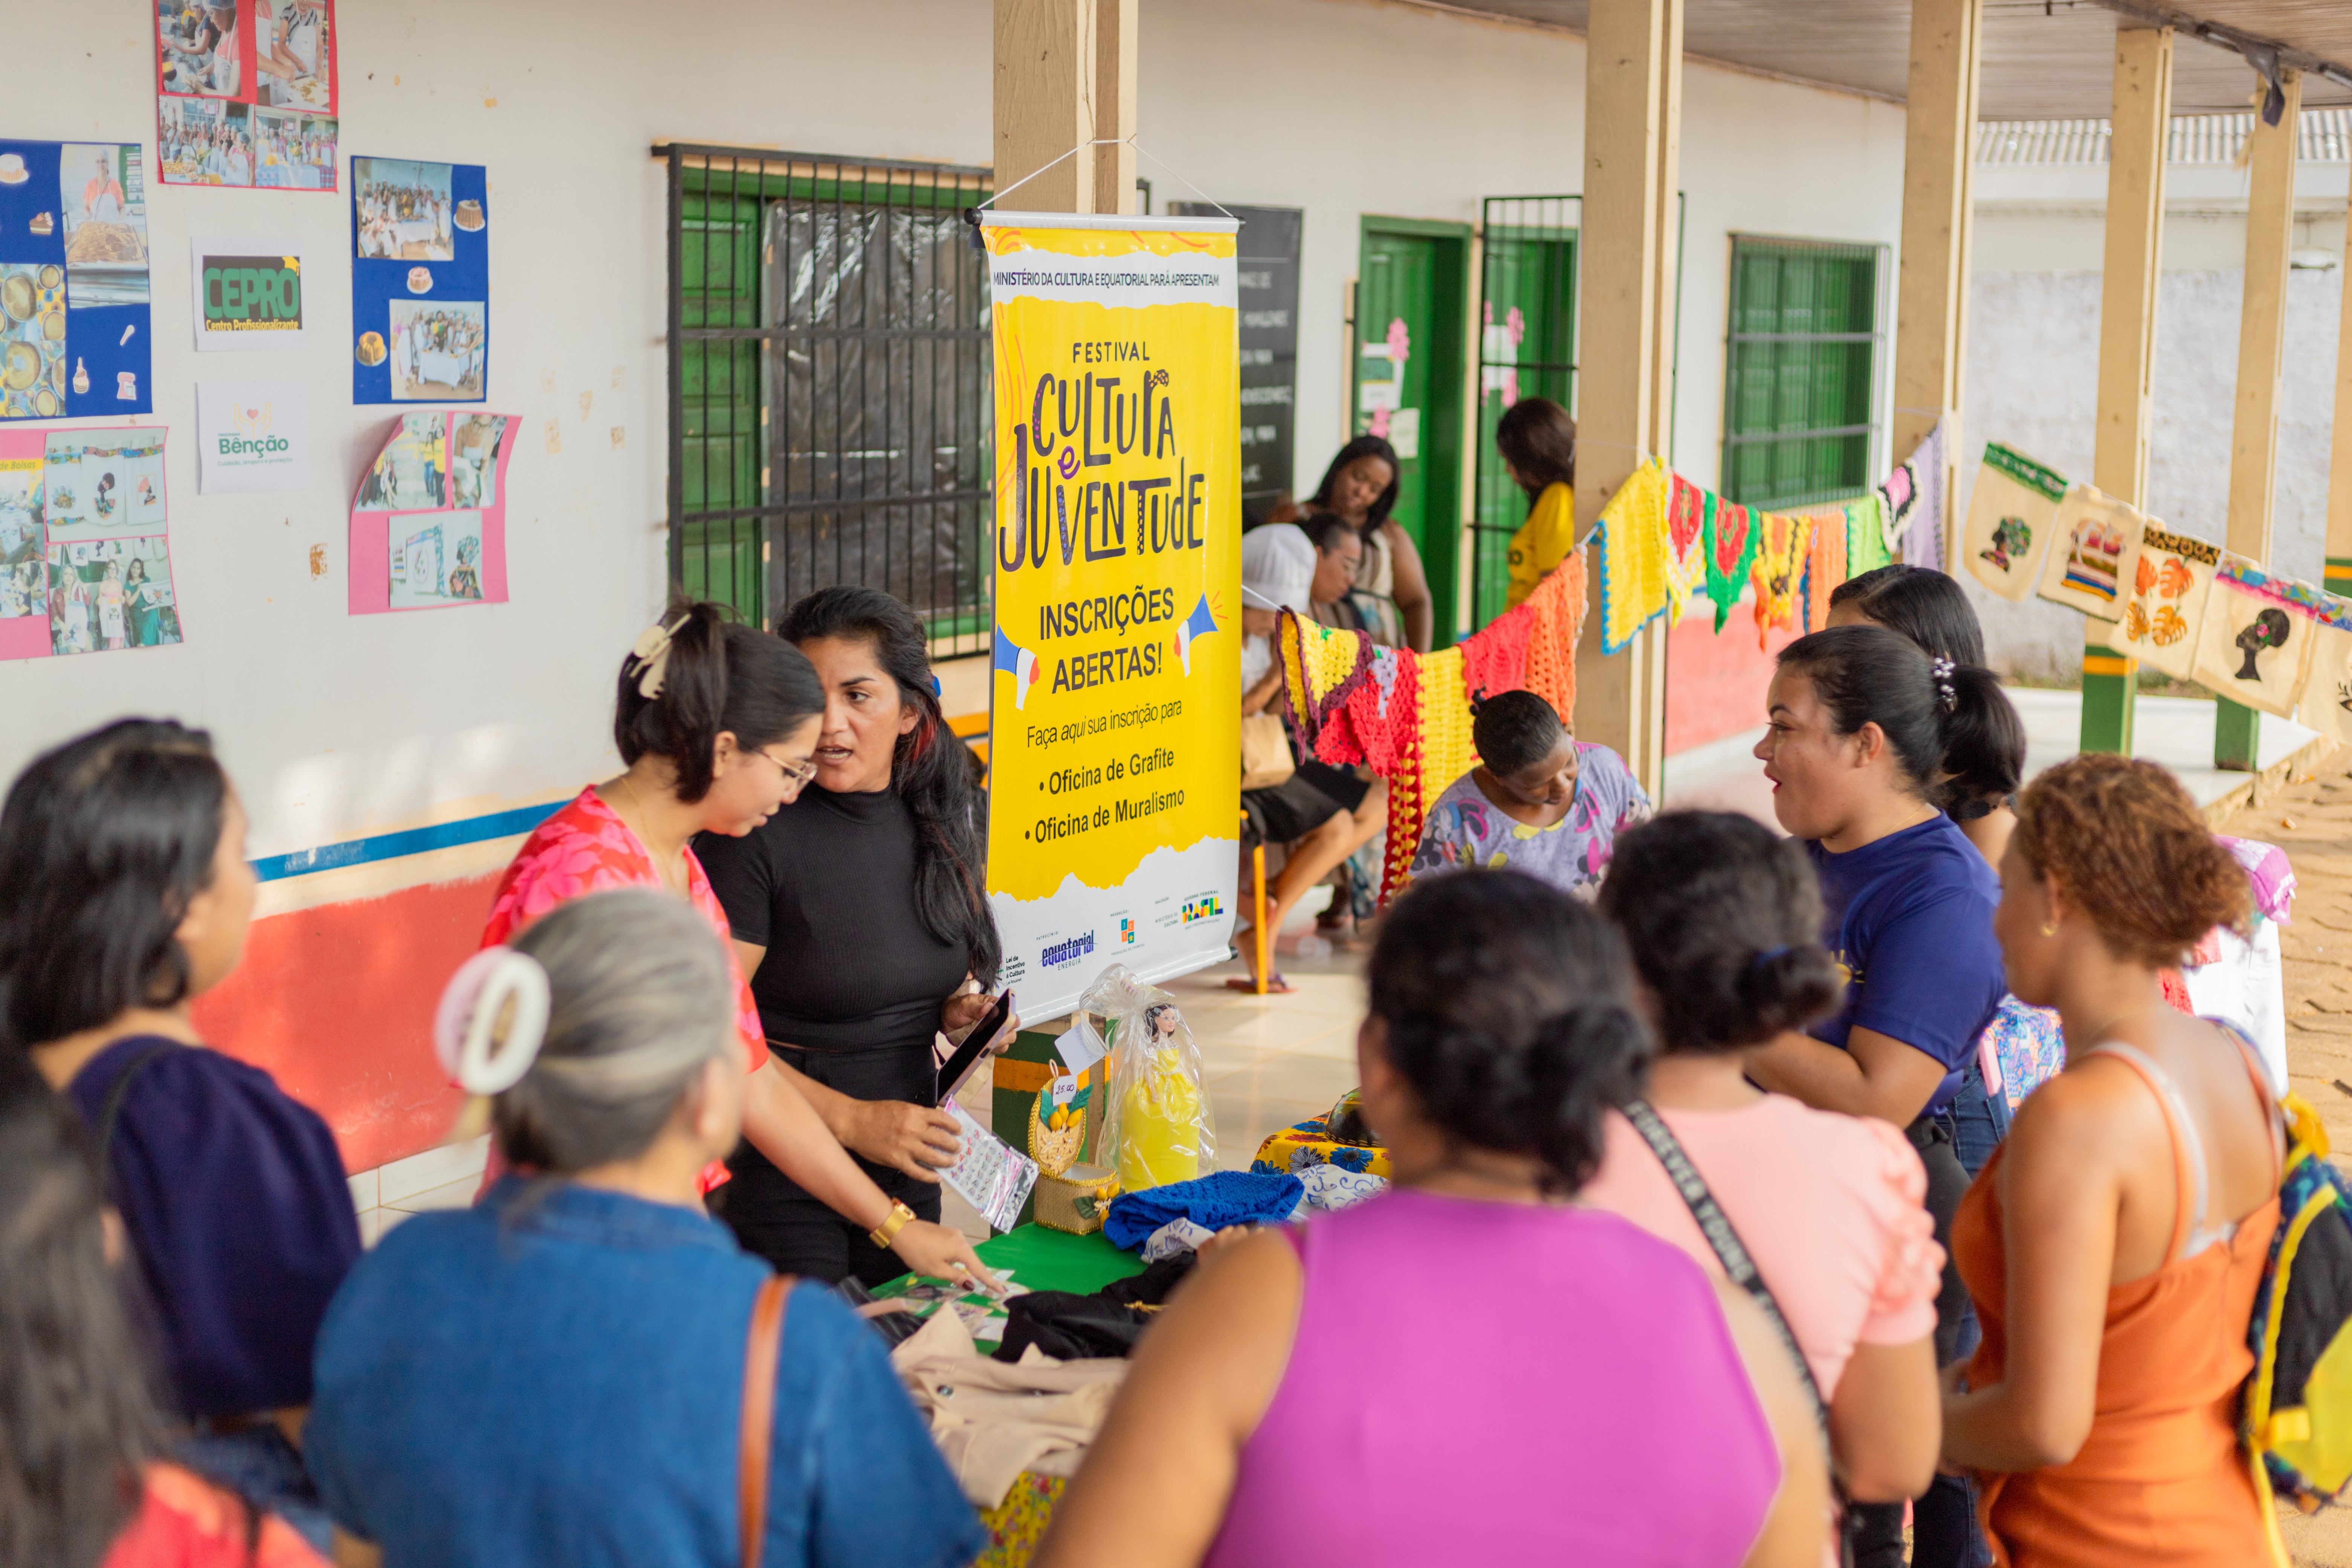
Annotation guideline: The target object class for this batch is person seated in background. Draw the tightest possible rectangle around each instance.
[1406,689,1649,900]
[1495,395,1578,611]
[1032,870,1827,1568]
[1236,524,1386,992]
[1586,811,1944,1566]
[1299,511,1367,634]
[0,719,360,1553]
[305,890,982,1568]
[0,1073,332,1568]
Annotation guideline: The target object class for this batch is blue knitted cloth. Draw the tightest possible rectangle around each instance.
[1102,1171,1305,1251]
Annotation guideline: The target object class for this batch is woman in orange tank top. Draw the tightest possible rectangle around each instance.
[1939,754,2283,1567]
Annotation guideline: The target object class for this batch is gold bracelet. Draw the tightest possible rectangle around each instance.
[868,1200,916,1251]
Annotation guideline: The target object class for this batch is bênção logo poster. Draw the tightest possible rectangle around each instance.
[195,379,308,493]
[982,213,1241,1019]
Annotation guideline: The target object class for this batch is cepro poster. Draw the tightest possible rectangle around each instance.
[981,212,1241,1020]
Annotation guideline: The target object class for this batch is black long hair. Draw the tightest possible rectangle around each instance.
[1494,396,1576,505]
[613,602,824,804]
[780,588,1001,985]
[1367,869,1650,1197]
[1598,812,1845,1055]
[1307,435,1401,530]
[1777,623,2020,819]
[0,1089,171,1568]
[1823,567,2021,817]
[0,720,228,1049]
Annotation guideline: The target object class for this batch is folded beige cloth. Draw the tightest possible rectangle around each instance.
[890,1308,1129,1508]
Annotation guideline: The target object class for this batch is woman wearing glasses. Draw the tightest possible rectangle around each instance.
[699,588,1016,1284]
[481,600,997,1288]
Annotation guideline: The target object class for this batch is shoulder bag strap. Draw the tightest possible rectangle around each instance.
[94,1041,181,1197]
[1621,1099,1828,1431]
[739,1273,795,1568]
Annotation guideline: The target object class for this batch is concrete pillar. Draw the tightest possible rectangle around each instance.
[1573,0,1683,797]
[2079,25,2173,756]
[1891,0,1982,572]
[2217,69,2302,770]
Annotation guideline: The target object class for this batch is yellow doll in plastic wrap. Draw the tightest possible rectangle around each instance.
[1081,966,1216,1191]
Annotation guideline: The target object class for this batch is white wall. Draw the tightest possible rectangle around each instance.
[9,0,1904,876]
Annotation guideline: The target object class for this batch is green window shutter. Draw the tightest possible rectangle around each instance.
[678,188,764,624]
[1719,237,1885,514]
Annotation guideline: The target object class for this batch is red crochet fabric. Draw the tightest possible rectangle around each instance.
[1521,549,1586,725]
[1460,599,1535,705]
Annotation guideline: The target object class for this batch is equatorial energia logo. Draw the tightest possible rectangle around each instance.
[1039,931,1097,970]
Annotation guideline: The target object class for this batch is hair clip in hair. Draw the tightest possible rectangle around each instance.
[1930,655,1958,711]
[434,946,553,1096]
[626,613,690,699]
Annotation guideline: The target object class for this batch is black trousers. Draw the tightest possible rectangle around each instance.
[710,1042,942,1286]
[1849,1112,1994,1568]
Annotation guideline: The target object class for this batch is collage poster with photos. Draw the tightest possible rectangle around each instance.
[154,0,340,191]
[0,141,156,421]
[349,409,513,614]
[0,426,181,662]
[350,156,487,404]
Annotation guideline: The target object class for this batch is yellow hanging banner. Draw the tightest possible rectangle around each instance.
[982,213,1241,1018]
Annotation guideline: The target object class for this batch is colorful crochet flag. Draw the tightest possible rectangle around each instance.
[1386,643,1476,903]
[1597,459,1671,655]
[2189,553,2325,719]
[1705,496,1757,634]
[2105,525,2218,681]
[1844,494,1891,577]
[1962,442,2067,601]
[2038,485,2144,622]
[1750,512,1810,651]
[1522,546,1585,725]
[1276,610,1372,765]
[1899,419,1949,571]
[1663,471,1708,623]
[1803,508,1848,632]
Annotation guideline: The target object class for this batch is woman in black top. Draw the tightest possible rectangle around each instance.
[698,588,1011,1283]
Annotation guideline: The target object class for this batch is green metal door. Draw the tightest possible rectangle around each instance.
[1471,197,1578,630]
[1353,219,1470,645]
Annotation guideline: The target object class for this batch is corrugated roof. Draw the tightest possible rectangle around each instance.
[1974,107,2352,163]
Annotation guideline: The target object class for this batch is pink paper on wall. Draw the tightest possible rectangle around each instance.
[348,409,513,614]
[0,424,182,661]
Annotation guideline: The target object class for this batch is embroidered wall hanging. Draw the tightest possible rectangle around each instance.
[2296,599,2352,746]
[2189,553,2323,719]
[1962,441,2067,601]
[2037,485,2145,621]
[2106,524,2219,681]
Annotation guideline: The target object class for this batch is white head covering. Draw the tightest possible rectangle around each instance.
[1240,524,1315,616]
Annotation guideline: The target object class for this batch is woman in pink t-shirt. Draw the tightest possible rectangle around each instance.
[1585,810,1943,1561]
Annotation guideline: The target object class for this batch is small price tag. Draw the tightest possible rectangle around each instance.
[1057,1015,1109,1076]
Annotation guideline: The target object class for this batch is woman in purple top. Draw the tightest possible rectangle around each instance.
[1,718,359,1551]
[1035,869,1826,1568]
[1406,689,1651,900]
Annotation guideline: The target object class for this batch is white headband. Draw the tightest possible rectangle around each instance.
[435,946,552,1096]
[625,613,690,700]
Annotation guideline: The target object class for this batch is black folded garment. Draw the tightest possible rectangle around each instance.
[993,1253,1198,1362]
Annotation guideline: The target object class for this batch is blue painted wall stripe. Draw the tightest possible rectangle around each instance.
[252,799,567,884]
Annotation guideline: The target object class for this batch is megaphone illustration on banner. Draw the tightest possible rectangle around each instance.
[1174,594,1218,677]
[993,624,1042,710]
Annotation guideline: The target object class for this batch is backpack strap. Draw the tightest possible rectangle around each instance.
[1621,1100,1827,1431]
[93,1040,181,1198]
[738,1273,795,1568]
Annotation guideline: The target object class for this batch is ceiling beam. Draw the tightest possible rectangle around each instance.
[2078,0,2352,93]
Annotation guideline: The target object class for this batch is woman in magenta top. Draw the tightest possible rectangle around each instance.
[479,601,994,1287]
[1035,870,1826,1568]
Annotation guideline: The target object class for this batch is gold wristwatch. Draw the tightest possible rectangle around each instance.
[869,1200,916,1251]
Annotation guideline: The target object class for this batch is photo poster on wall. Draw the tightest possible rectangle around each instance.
[155,0,340,191]
[0,141,155,421]
[350,157,487,405]
[349,409,513,614]
[0,426,181,662]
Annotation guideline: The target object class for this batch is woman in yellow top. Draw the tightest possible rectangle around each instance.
[1497,397,1577,611]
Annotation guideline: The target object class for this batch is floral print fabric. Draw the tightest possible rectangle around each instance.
[1407,744,1652,900]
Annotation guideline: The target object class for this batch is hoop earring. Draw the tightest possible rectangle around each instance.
[2040,918,2059,937]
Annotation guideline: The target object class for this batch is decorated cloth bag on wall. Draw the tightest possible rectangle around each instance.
[1962,442,2067,601]
[2038,485,2147,621]
[2191,554,2324,720]
[2108,525,2219,681]
[1080,965,1215,1192]
[2296,598,2352,746]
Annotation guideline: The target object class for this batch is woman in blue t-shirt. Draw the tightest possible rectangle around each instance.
[1746,622,2020,1568]
[306,888,982,1568]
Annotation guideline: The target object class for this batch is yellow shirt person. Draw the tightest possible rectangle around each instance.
[1505,480,1574,611]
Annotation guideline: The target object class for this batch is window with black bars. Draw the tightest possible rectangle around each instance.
[662,144,994,650]
[1718,236,1887,513]
[1470,195,1579,631]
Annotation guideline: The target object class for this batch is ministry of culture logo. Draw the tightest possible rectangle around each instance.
[1040,931,1096,970]
[1179,894,1223,925]
[1118,917,1136,945]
